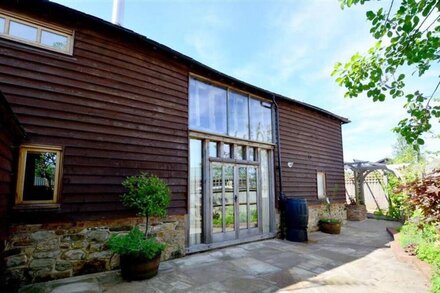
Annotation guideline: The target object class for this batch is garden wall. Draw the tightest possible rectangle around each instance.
[308,203,347,231]
[2,215,185,287]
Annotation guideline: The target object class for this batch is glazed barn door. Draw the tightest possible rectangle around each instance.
[211,163,237,242]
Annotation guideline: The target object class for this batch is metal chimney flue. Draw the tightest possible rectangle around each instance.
[112,0,125,26]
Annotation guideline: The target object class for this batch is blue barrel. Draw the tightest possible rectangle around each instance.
[284,198,308,242]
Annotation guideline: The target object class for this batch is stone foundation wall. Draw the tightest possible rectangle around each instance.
[308,203,346,231]
[1,215,185,287]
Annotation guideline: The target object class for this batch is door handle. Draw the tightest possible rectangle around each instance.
[234,194,238,202]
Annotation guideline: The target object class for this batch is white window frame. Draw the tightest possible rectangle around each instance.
[317,171,326,199]
[0,9,74,55]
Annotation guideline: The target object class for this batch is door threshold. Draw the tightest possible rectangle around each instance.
[186,232,277,254]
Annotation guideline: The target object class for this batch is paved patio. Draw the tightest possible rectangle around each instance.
[21,219,430,293]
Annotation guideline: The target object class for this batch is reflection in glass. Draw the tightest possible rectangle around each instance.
[261,150,270,233]
[189,139,203,245]
[248,167,258,228]
[239,167,247,229]
[23,152,57,201]
[250,98,272,142]
[212,165,223,233]
[228,91,249,139]
[189,78,227,134]
[209,141,218,157]
[0,18,5,33]
[235,145,245,160]
[248,147,255,161]
[41,30,68,50]
[223,143,231,158]
[9,20,37,42]
[224,165,234,232]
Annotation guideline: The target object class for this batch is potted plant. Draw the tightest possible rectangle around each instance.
[319,197,342,234]
[108,173,171,280]
[346,192,367,221]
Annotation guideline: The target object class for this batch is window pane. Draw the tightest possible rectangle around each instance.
[317,172,326,199]
[223,143,231,158]
[261,150,270,233]
[23,151,57,201]
[9,20,37,42]
[189,139,203,245]
[250,98,272,142]
[228,91,249,139]
[248,167,258,228]
[209,141,218,157]
[224,165,235,232]
[248,147,255,161]
[0,18,5,33]
[235,145,245,160]
[41,30,68,51]
[189,78,227,134]
[212,165,223,233]
[239,167,247,229]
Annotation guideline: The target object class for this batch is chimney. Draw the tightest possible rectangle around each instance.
[112,0,125,26]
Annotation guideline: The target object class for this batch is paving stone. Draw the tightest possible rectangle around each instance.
[230,257,281,276]
[50,281,101,293]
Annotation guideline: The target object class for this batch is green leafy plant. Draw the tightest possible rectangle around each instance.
[121,173,171,237]
[333,0,440,150]
[107,227,165,259]
[320,195,342,224]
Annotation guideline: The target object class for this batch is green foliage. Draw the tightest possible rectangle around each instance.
[399,211,440,293]
[385,174,409,219]
[121,173,171,237]
[334,0,440,149]
[107,227,165,259]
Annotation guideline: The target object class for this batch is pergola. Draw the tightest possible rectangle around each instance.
[344,160,395,205]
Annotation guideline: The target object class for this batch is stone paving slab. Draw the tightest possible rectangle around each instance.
[20,219,430,293]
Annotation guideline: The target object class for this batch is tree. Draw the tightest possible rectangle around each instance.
[333,0,440,149]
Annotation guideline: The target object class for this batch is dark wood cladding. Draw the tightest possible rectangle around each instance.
[0,22,189,218]
[278,100,346,204]
[0,92,24,238]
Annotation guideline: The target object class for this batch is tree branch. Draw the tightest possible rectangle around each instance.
[426,79,440,108]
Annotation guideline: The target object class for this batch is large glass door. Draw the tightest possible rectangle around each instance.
[211,163,261,242]
[211,163,236,242]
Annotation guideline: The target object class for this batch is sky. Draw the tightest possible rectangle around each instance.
[53,0,440,162]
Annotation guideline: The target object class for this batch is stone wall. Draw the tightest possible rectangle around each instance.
[308,203,347,231]
[1,215,185,287]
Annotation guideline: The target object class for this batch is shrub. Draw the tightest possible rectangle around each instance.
[398,170,440,223]
[107,227,165,259]
[121,173,171,237]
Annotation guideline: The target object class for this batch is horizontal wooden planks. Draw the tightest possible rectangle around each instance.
[0,24,190,218]
[278,101,346,204]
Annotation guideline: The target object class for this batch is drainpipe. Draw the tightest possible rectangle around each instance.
[272,95,286,239]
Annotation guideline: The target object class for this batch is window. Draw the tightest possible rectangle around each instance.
[189,77,273,143]
[16,145,62,205]
[0,11,73,54]
[189,78,227,135]
[208,141,218,157]
[317,172,326,199]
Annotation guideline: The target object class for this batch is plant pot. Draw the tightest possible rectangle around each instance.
[120,252,161,280]
[346,204,367,221]
[319,220,341,234]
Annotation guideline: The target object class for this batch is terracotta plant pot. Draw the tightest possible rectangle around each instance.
[120,253,161,280]
[346,204,367,221]
[319,220,341,234]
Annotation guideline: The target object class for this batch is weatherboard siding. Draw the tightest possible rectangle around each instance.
[278,99,346,204]
[0,24,189,218]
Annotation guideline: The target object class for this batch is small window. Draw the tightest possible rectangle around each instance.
[223,143,231,159]
[235,145,246,160]
[317,172,326,199]
[248,147,256,161]
[16,145,62,205]
[0,11,74,55]
[208,141,218,157]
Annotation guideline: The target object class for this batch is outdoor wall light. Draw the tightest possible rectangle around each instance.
[287,162,294,168]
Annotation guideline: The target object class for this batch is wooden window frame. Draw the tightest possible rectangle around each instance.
[317,171,327,199]
[0,9,74,55]
[15,145,63,205]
